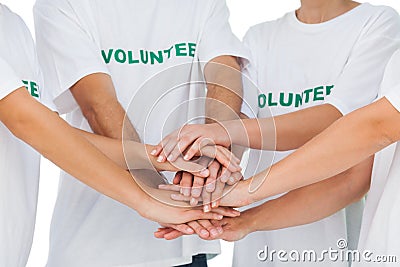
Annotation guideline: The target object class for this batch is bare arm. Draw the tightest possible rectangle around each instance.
[0,88,232,224]
[242,158,372,233]
[225,97,400,205]
[70,72,140,141]
[0,88,143,209]
[223,104,342,151]
[154,104,342,160]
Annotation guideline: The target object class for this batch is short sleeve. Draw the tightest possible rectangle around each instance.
[385,86,400,112]
[240,29,260,118]
[197,0,249,68]
[381,50,400,112]
[325,8,400,115]
[0,57,24,100]
[34,2,109,114]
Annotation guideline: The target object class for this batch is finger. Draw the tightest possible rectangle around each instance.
[215,148,241,173]
[211,178,225,209]
[227,171,243,186]
[154,228,175,238]
[190,197,200,207]
[187,210,224,222]
[167,223,195,235]
[217,146,241,164]
[202,146,241,173]
[219,167,231,183]
[198,220,222,239]
[171,193,192,202]
[205,171,217,193]
[188,221,210,239]
[150,142,166,157]
[173,172,183,185]
[211,207,240,218]
[180,172,194,197]
[158,184,181,192]
[202,189,212,212]
[172,158,209,177]
[184,138,214,161]
[164,230,185,240]
[191,176,205,198]
[160,138,181,163]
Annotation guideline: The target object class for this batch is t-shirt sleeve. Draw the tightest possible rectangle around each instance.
[197,0,250,68]
[380,50,400,111]
[0,57,24,100]
[34,2,109,114]
[325,8,400,115]
[241,28,260,118]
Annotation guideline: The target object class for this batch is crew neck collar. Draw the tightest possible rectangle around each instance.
[288,3,368,32]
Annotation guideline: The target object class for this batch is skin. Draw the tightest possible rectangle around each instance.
[159,55,245,214]
[159,95,400,237]
[70,72,140,141]
[71,64,244,235]
[0,88,240,224]
[155,0,376,239]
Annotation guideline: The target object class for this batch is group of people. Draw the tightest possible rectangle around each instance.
[1,0,400,266]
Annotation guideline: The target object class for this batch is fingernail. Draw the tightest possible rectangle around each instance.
[157,156,164,162]
[167,155,174,161]
[212,202,218,208]
[233,210,241,216]
[210,229,218,237]
[190,198,197,206]
[217,227,223,234]
[206,184,214,192]
[200,169,209,177]
[216,215,223,220]
[204,205,211,213]
[201,229,209,236]
[158,184,167,189]
[229,177,235,184]
[171,194,179,200]
[150,149,157,156]
[192,189,201,197]
[184,155,190,161]
[183,189,190,197]
[187,228,194,234]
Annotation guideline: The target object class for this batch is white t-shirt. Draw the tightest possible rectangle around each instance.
[0,4,43,267]
[352,50,400,266]
[237,3,400,267]
[34,0,248,266]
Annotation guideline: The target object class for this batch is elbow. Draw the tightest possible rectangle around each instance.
[345,158,374,204]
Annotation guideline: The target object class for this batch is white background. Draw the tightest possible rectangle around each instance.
[1,0,400,266]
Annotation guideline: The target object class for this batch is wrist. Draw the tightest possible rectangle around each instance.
[241,206,264,233]
[144,144,161,170]
[220,120,244,146]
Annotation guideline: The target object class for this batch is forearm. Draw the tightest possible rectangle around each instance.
[75,129,157,170]
[70,73,141,141]
[0,88,146,211]
[223,104,342,150]
[248,98,398,202]
[205,55,243,123]
[243,158,372,232]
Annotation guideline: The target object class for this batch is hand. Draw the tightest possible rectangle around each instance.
[138,190,239,224]
[154,212,252,242]
[159,178,251,209]
[152,154,210,178]
[210,215,253,242]
[154,207,239,241]
[151,123,231,163]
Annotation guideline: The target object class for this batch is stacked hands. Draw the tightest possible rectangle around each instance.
[147,123,252,242]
